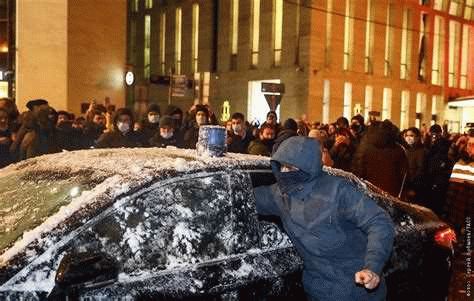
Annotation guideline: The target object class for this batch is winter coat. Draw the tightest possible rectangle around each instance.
[329,142,355,172]
[95,130,143,149]
[272,129,297,155]
[56,122,84,151]
[247,139,274,156]
[149,133,179,148]
[404,144,425,184]
[227,130,253,154]
[183,124,200,149]
[254,137,395,301]
[139,120,160,146]
[83,122,105,148]
[352,125,408,197]
[0,129,13,168]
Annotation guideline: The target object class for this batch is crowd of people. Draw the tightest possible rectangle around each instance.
[0,97,473,217]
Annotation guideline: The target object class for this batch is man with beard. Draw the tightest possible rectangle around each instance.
[253,136,395,301]
[149,116,180,148]
[227,112,252,154]
[248,123,275,156]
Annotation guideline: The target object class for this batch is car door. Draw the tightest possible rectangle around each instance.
[70,171,264,299]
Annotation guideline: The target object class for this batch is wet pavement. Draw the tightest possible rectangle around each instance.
[448,240,473,300]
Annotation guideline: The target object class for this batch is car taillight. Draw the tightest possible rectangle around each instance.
[434,228,457,249]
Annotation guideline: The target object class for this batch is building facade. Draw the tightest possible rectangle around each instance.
[128,0,474,131]
[1,0,127,115]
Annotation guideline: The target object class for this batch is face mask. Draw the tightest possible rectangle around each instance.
[405,136,415,146]
[196,116,207,126]
[117,122,130,133]
[276,170,311,193]
[232,124,242,134]
[161,132,173,139]
[148,115,160,124]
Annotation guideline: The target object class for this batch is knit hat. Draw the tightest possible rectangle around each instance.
[159,115,174,128]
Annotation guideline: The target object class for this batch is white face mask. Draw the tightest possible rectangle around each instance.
[148,114,160,124]
[405,136,415,146]
[232,124,242,134]
[117,122,130,133]
[196,116,207,126]
[161,132,173,139]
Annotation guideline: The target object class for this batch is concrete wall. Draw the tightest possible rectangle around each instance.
[15,0,126,115]
[16,0,68,112]
[68,0,127,115]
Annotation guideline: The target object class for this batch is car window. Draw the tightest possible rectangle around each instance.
[80,172,259,275]
[0,168,107,252]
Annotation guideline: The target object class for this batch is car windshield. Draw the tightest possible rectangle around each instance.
[0,167,107,252]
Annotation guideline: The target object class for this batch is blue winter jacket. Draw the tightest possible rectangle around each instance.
[254,136,395,301]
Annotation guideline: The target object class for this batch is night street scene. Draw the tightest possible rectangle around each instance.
[0,0,473,300]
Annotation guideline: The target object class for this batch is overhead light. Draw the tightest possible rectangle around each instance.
[125,71,135,86]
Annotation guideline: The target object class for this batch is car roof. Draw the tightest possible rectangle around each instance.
[1,147,272,179]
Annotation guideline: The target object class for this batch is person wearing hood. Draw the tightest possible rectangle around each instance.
[272,118,298,155]
[138,103,161,146]
[351,120,408,197]
[247,123,275,156]
[149,115,180,148]
[253,136,395,301]
[95,108,142,149]
[183,105,209,149]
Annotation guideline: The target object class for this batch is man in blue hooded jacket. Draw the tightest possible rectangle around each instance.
[254,136,395,301]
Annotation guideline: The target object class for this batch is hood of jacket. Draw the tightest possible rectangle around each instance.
[271,136,323,181]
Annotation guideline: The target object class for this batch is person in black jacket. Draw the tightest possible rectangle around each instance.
[272,118,298,155]
[95,108,142,149]
[227,112,253,154]
[421,124,453,216]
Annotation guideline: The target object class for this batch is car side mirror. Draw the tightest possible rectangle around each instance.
[48,251,119,299]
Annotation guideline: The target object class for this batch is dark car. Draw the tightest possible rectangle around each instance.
[0,148,455,300]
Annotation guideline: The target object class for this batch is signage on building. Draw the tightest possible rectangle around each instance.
[261,82,285,93]
[264,94,282,111]
[171,75,187,97]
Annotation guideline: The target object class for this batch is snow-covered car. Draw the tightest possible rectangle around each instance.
[0,148,455,300]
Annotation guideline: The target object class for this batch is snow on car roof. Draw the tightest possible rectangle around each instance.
[2,147,271,178]
[0,148,270,266]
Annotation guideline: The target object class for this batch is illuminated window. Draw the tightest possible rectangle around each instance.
[230,0,239,70]
[460,25,470,89]
[382,88,392,121]
[145,0,153,9]
[322,80,330,124]
[192,3,199,73]
[364,86,373,121]
[175,8,182,75]
[325,0,333,67]
[132,0,139,12]
[433,0,447,11]
[431,16,444,85]
[431,95,442,125]
[251,0,260,68]
[295,0,301,65]
[160,12,166,75]
[465,0,474,20]
[144,15,151,79]
[417,13,428,81]
[400,90,410,130]
[343,0,354,71]
[384,3,394,77]
[449,0,463,16]
[448,20,461,87]
[273,0,283,66]
[400,8,412,80]
[415,93,427,128]
[364,0,374,74]
[343,82,352,119]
